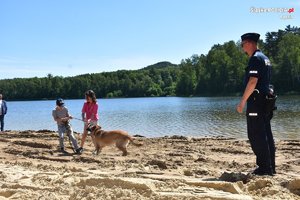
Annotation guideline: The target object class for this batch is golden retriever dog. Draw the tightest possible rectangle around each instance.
[89,125,142,156]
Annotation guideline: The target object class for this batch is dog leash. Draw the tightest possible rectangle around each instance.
[72,117,94,134]
[72,117,94,125]
[72,117,85,122]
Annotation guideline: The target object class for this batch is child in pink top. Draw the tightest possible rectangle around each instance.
[78,90,99,153]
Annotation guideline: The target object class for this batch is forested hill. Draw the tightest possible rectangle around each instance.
[143,61,179,70]
[0,25,299,100]
[1,61,181,100]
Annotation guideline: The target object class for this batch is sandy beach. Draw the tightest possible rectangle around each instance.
[0,130,299,200]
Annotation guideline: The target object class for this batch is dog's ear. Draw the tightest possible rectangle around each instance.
[97,125,102,130]
[90,125,97,131]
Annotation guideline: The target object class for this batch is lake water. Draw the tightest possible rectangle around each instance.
[4,96,300,139]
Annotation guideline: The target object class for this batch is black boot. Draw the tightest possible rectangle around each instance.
[252,167,273,176]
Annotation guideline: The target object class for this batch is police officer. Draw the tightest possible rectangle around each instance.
[236,33,275,176]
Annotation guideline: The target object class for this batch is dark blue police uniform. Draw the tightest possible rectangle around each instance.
[245,49,275,175]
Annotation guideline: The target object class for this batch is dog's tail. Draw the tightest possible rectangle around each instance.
[129,136,143,147]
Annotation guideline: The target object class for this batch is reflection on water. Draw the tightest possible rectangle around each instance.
[5,96,300,139]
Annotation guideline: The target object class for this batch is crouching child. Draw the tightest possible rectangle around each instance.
[52,98,81,154]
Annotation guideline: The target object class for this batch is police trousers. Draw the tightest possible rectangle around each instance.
[246,95,275,172]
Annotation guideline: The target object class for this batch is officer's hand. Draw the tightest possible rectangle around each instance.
[236,101,245,113]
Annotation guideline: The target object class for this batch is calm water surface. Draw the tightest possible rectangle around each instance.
[5,96,300,139]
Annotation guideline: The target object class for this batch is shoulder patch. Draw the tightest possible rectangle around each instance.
[264,59,271,66]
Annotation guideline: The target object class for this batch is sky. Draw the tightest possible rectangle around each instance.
[0,0,299,79]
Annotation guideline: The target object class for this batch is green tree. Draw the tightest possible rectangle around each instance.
[176,60,196,96]
[275,33,300,92]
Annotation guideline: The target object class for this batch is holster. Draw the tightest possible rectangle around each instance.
[265,93,277,114]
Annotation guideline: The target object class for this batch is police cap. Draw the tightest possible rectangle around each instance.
[241,33,260,42]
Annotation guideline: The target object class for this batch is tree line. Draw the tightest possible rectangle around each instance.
[0,63,180,100]
[0,25,299,100]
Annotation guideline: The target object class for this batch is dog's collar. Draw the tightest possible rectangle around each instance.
[92,126,104,136]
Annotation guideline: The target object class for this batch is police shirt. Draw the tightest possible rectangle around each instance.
[244,50,271,95]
